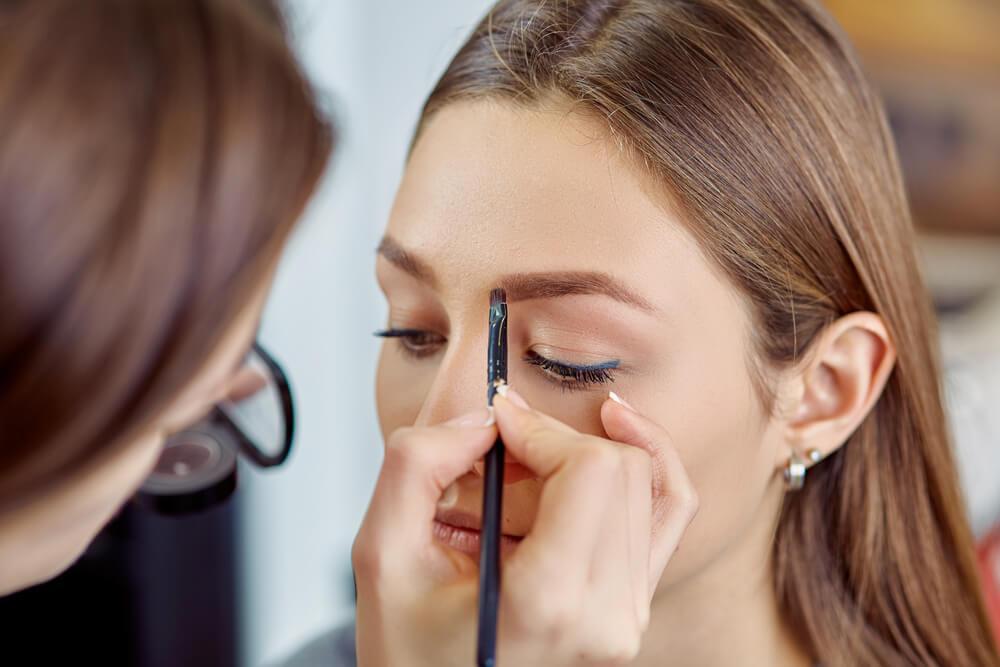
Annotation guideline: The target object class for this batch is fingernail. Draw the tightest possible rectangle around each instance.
[437,482,458,509]
[446,408,493,427]
[496,383,530,409]
[484,407,495,426]
[608,391,635,411]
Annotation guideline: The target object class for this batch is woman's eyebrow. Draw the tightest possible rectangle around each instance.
[377,235,438,287]
[377,235,653,311]
[500,271,654,311]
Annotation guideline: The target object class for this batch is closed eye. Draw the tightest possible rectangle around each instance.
[374,328,446,359]
[375,329,622,392]
[523,349,619,391]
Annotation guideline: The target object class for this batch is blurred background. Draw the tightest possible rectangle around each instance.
[820,0,1000,641]
[0,0,997,664]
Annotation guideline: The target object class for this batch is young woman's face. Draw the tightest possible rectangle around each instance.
[376,101,790,590]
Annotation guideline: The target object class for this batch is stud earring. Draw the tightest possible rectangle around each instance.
[807,448,823,464]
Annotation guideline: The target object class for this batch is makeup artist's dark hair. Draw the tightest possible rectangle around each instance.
[0,0,331,506]
[415,1,999,665]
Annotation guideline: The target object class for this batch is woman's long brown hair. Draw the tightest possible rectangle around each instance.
[0,0,331,507]
[415,1,999,665]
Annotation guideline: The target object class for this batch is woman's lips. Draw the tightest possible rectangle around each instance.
[433,509,523,558]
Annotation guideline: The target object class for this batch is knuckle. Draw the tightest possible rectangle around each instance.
[521,418,556,451]
[350,531,379,579]
[678,485,700,519]
[518,422,572,467]
[531,594,580,637]
[506,566,581,638]
[605,633,643,665]
[517,425,545,461]
[621,447,651,474]
[583,632,641,667]
[384,427,426,469]
[385,426,415,453]
[637,605,650,633]
[614,631,643,664]
[577,442,622,479]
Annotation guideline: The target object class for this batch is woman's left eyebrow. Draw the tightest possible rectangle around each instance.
[500,271,654,312]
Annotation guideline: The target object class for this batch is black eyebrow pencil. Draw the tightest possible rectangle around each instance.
[478,287,507,667]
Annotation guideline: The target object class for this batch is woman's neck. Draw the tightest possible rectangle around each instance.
[634,495,813,667]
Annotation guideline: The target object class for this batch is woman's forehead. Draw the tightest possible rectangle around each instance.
[390,102,698,283]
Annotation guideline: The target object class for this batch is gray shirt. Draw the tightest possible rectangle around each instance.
[276,623,825,667]
[275,624,356,667]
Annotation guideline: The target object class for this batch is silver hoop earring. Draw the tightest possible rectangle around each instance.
[783,452,806,491]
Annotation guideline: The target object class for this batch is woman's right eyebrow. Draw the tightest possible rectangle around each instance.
[376,234,654,312]
[377,235,437,286]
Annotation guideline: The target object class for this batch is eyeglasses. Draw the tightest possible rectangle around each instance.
[136,343,295,515]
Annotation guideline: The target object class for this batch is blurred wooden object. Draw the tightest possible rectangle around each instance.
[918,233,1000,314]
[825,0,1000,236]
[826,0,1000,69]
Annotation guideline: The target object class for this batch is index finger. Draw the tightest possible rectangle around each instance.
[365,413,497,551]
[493,393,620,584]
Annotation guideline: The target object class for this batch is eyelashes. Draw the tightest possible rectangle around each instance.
[374,328,620,390]
[373,328,445,359]
[522,349,618,391]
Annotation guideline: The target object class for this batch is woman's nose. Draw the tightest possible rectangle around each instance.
[413,331,488,427]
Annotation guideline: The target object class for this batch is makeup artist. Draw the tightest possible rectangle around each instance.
[0,0,331,594]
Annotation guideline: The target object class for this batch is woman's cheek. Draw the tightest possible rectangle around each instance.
[648,370,777,589]
[512,383,607,436]
[375,350,429,437]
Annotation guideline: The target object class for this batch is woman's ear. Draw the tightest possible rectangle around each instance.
[778,312,896,467]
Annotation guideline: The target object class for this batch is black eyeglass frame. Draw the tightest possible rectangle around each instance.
[220,341,295,468]
[135,342,295,515]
